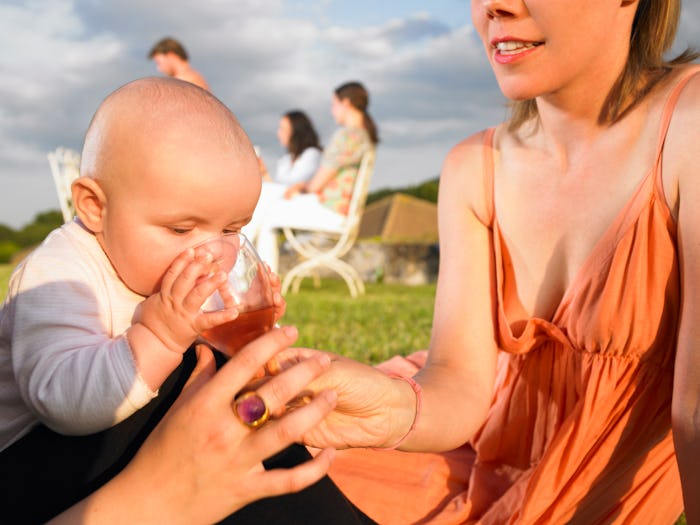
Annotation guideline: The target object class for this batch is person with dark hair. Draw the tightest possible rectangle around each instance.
[270,0,700,523]
[148,36,210,91]
[244,81,379,273]
[261,110,323,186]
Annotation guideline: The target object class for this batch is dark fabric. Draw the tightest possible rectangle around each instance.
[0,348,375,525]
[221,444,376,525]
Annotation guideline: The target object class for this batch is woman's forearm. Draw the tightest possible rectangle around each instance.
[306,166,336,193]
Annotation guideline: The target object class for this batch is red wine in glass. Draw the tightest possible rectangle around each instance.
[196,233,275,357]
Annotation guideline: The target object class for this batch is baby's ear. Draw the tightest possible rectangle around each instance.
[72,176,106,233]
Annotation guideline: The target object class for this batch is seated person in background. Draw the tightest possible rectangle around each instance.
[260,110,323,186]
[0,77,371,524]
[244,81,379,273]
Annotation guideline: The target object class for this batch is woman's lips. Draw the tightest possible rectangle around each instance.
[492,40,543,64]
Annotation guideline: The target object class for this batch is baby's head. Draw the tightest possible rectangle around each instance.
[72,77,261,296]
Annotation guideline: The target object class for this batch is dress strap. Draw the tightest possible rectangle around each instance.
[482,127,496,227]
[653,65,700,166]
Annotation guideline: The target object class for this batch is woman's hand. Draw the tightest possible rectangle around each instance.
[50,327,338,525]
[283,182,306,199]
[271,349,417,450]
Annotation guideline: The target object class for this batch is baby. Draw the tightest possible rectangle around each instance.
[0,77,279,451]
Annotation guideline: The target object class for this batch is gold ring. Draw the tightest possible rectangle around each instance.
[233,391,270,428]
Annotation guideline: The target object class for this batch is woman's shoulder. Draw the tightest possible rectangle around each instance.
[332,125,370,142]
[645,63,700,116]
[443,126,500,171]
[300,146,322,158]
[662,64,700,200]
[441,126,501,226]
[669,63,700,111]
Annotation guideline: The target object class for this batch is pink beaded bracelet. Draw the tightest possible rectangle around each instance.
[374,373,423,451]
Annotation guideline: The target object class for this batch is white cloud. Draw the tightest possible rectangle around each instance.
[1,0,698,229]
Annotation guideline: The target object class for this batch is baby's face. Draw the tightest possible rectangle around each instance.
[97,131,261,297]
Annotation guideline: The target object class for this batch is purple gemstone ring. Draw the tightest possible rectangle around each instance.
[233,391,270,428]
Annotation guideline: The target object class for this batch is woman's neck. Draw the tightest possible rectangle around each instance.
[342,107,364,129]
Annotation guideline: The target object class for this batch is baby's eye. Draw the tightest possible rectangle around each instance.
[170,227,192,235]
[222,228,240,234]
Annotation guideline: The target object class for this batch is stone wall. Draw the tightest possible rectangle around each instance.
[279,240,439,286]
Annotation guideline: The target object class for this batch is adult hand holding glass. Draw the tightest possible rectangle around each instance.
[270,349,420,451]
[48,327,338,524]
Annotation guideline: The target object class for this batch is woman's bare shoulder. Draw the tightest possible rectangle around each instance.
[663,65,700,160]
[440,126,503,226]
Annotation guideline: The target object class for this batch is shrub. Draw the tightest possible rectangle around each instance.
[0,241,20,264]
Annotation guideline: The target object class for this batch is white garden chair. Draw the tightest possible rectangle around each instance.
[281,148,376,297]
[47,147,81,223]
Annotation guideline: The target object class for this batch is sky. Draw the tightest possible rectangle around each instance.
[1,0,699,229]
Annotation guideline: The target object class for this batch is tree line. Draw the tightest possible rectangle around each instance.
[0,178,439,264]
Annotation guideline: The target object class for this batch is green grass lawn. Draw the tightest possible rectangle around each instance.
[282,279,435,363]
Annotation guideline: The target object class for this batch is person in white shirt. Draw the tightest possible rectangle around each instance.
[246,82,379,273]
[261,110,323,186]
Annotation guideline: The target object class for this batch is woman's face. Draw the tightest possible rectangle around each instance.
[470,0,636,102]
[276,116,292,149]
[331,94,348,125]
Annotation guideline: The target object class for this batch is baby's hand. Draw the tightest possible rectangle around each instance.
[267,265,287,322]
[135,249,239,354]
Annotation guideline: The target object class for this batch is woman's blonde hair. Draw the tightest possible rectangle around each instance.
[508,0,698,131]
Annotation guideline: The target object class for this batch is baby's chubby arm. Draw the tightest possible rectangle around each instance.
[128,248,239,390]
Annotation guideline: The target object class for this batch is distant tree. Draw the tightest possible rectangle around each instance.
[0,210,62,263]
[367,177,439,205]
[16,223,58,248]
[366,188,395,205]
[410,178,439,203]
[34,210,63,226]
[0,224,15,243]
[0,241,20,263]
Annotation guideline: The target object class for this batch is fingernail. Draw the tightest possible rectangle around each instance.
[322,389,338,405]
[282,325,298,338]
[316,353,331,367]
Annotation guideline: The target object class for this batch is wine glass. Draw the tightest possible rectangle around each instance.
[196,232,275,358]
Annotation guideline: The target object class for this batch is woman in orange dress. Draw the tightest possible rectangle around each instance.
[287,0,700,523]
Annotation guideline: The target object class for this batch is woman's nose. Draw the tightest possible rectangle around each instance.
[481,0,518,20]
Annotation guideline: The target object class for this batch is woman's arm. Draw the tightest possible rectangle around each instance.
[285,128,365,198]
[49,329,337,525]
[407,130,499,451]
[284,165,337,198]
[296,131,499,452]
[276,148,322,186]
[670,72,700,525]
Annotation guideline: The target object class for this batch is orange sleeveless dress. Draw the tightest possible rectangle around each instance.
[327,69,700,524]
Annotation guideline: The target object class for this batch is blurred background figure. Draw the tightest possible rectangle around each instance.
[148,36,210,91]
[244,81,379,273]
[260,110,323,186]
